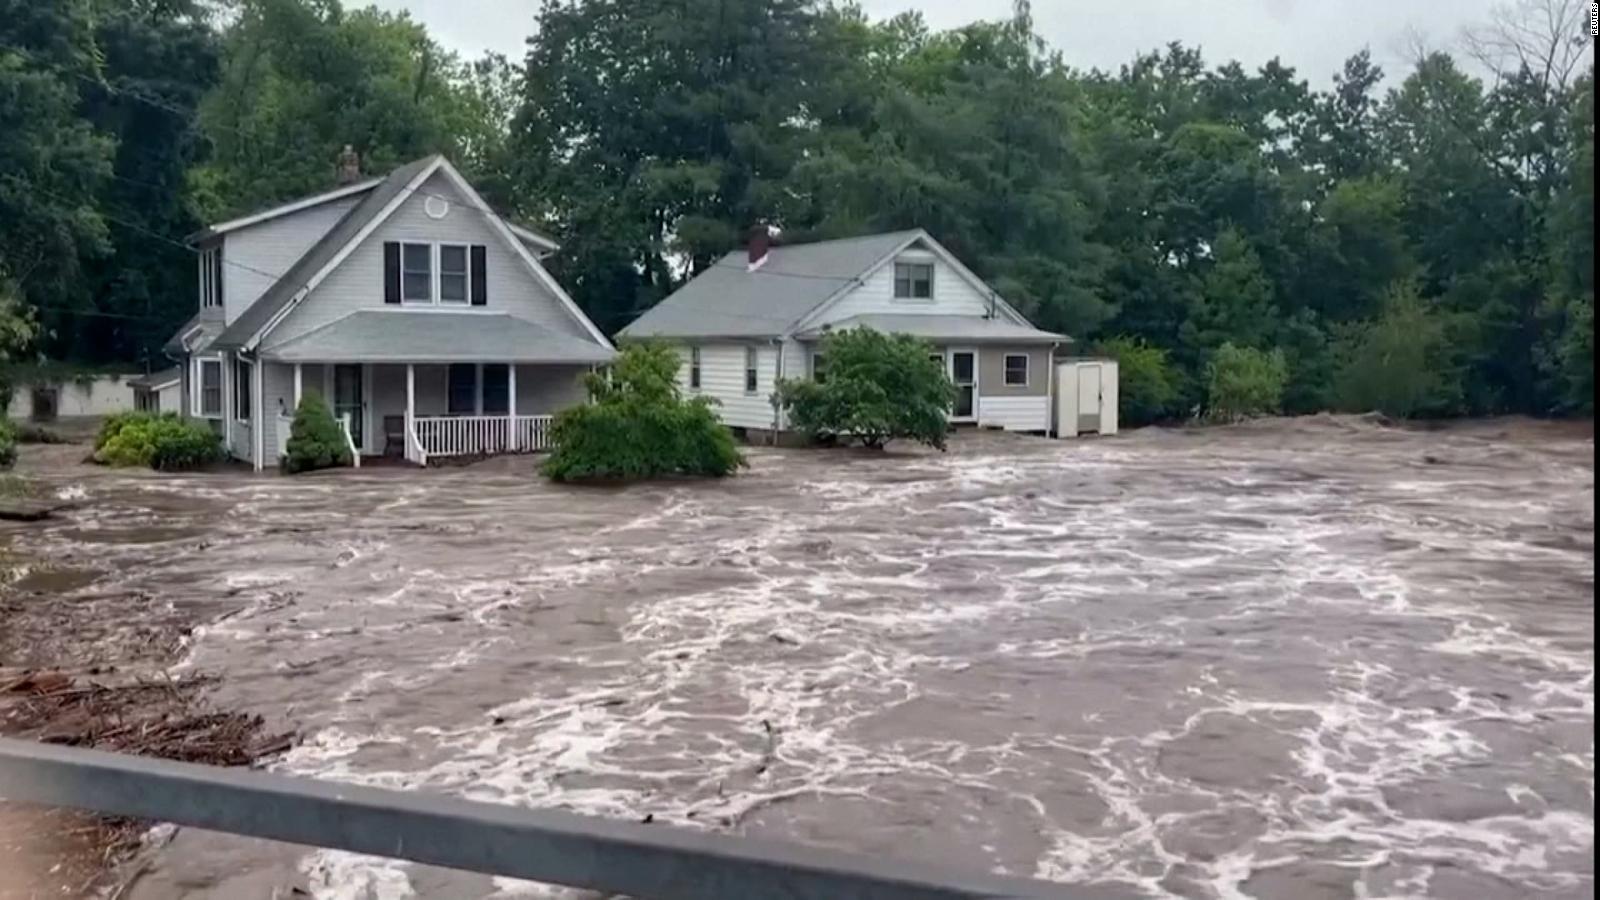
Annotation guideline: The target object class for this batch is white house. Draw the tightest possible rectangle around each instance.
[164,155,614,470]
[618,229,1069,436]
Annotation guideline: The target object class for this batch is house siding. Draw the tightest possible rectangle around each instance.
[259,361,296,468]
[810,245,999,327]
[261,170,592,351]
[221,197,361,326]
[979,346,1050,398]
[515,365,588,414]
[675,342,779,430]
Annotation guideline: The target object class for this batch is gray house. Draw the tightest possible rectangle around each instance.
[619,229,1069,436]
[165,155,614,469]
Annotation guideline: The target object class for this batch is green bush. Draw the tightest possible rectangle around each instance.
[1204,343,1288,422]
[281,393,353,474]
[777,327,955,450]
[93,413,221,470]
[543,343,745,481]
[1097,336,1176,426]
[0,420,16,469]
[1333,282,1462,418]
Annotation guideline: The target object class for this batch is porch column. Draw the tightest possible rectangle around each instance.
[406,364,415,462]
[507,364,518,451]
[293,364,303,408]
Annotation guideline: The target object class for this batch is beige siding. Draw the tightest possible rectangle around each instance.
[221,197,360,326]
[674,341,779,430]
[811,245,997,326]
[979,346,1050,398]
[263,170,593,351]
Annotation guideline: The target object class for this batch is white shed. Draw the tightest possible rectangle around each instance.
[1054,359,1118,437]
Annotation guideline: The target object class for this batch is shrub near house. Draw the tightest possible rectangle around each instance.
[543,343,744,482]
[281,394,353,474]
[777,328,955,450]
[93,412,222,470]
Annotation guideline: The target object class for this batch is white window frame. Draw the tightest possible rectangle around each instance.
[199,247,223,308]
[234,357,253,423]
[437,243,471,305]
[1003,353,1030,387]
[689,346,702,390]
[893,261,934,300]
[400,242,435,304]
[744,346,759,394]
[810,350,827,384]
[194,357,223,418]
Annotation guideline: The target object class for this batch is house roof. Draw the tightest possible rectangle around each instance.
[128,367,181,389]
[617,230,923,339]
[796,314,1068,344]
[208,155,442,352]
[161,308,224,357]
[260,310,617,364]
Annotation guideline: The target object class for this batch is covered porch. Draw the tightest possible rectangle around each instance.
[269,362,590,466]
[257,312,612,468]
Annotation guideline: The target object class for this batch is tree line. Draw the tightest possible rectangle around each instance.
[1,0,1592,419]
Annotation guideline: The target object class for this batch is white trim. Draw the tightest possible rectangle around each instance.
[949,347,979,422]
[193,357,224,418]
[788,230,1032,335]
[1002,353,1030,387]
[437,242,471,305]
[400,241,435,304]
[253,356,265,471]
[204,179,382,236]
[507,222,560,253]
[430,160,613,349]
[293,363,303,408]
[743,345,759,395]
[244,157,447,352]
[233,357,254,423]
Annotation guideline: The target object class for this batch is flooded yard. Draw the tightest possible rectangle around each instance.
[1,416,1593,899]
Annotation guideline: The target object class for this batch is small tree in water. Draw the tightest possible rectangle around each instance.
[543,343,745,481]
[282,393,353,473]
[777,327,955,450]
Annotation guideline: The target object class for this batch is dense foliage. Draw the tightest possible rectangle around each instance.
[543,343,744,481]
[0,420,16,469]
[92,411,221,470]
[1097,337,1178,425]
[0,0,1592,422]
[777,328,955,449]
[1205,344,1288,423]
[281,393,352,474]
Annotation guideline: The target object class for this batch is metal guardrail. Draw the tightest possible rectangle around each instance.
[0,737,1084,899]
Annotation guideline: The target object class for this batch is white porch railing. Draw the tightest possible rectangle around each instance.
[338,413,361,469]
[412,414,555,461]
[275,414,293,459]
[404,412,429,467]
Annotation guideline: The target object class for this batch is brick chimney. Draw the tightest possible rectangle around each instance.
[335,145,362,185]
[746,223,771,269]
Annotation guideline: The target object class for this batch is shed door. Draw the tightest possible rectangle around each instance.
[1077,364,1101,433]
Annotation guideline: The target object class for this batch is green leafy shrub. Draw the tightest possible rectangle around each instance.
[281,393,353,474]
[1333,282,1463,418]
[1097,336,1176,426]
[0,420,16,469]
[93,413,221,470]
[1204,343,1288,422]
[777,327,955,450]
[543,343,744,481]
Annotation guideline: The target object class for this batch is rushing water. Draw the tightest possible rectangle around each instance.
[4,417,1593,899]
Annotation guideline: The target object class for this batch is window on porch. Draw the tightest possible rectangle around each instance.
[483,364,510,415]
[448,363,477,415]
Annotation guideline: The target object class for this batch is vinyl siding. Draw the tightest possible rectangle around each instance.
[979,346,1050,398]
[258,362,296,468]
[812,246,999,326]
[675,342,778,430]
[515,364,588,414]
[221,197,361,326]
[262,170,593,351]
[977,396,1050,432]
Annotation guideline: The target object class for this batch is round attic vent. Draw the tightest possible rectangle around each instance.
[424,195,450,219]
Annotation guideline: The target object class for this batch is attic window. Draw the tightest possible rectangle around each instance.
[199,247,223,308]
[402,243,433,302]
[894,262,933,299]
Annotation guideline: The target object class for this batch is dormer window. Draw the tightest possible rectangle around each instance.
[199,247,223,308]
[893,262,933,299]
[401,243,433,302]
[439,244,469,303]
[385,242,487,306]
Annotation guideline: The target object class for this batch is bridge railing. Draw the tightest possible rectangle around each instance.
[0,737,1080,900]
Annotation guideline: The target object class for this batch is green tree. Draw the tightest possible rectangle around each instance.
[1333,281,1463,418]
[544,343,744,481]
[282,393,353,473]
[1097,336,1176,426]
[777,328,955,449]
[1204,343,1287,422]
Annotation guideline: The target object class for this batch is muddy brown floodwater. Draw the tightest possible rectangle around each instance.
[1,416,1592,899]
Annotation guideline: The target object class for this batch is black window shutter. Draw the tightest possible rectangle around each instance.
[470,245,487,305]
[383,242,401,304]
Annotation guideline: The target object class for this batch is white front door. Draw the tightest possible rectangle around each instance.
[1077,363,1102,433]
[950,349,978,421]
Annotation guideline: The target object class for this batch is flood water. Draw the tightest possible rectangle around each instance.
[3,416,1593,899]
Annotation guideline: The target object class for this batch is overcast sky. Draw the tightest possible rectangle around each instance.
[372,0,1514,87]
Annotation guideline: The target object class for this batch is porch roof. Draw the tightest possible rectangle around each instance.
[795,314,1069,344]
[259,310,616,364]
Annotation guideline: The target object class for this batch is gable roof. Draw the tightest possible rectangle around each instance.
[798,314,1066,344]
[210,155,440,352]
[206,156,607,353]
[617,229,1040,341]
